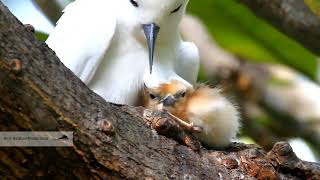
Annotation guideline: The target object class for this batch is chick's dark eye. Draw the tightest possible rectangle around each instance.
[175,91,186,98]
[130,0,139,7]
[149,94,156,99]
[171,4,182,14]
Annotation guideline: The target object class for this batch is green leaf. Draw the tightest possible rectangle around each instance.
[35,31,48,42]
[197,66,208,82]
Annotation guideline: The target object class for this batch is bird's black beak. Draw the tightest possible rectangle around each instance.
[161,95,176,107]
[143,23,160,74]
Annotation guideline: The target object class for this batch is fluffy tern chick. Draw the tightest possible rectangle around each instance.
[143,80,240,147]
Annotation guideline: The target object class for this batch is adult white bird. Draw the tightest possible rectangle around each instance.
[46,0,199,105]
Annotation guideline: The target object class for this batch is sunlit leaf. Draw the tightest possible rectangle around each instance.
[305,0,320,16]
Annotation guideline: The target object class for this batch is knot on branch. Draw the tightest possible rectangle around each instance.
[267,141,298,165]
[97,119,115,136]
[24,24,35,34]
[143,109,179,137]
[143,109,201,151]
[266,142,320,179]
[10,59,22,74]
[273,141,296,157]
[154,113,180,137]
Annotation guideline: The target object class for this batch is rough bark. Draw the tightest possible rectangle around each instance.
[238,0,320,55]
[0,2,319,179]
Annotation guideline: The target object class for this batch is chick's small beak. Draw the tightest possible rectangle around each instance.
[161,95,176,107]
[142,23,160,74]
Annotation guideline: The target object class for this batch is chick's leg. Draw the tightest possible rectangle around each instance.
[166,111,203,133]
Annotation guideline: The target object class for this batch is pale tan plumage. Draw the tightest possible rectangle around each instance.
[143,80,240,147]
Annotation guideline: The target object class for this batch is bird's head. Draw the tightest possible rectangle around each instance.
[119,0,190,73]
[143,80,193,112]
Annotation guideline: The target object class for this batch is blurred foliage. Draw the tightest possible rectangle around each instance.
[305,0,320,16]
[188,0,318,80]
[35,31,48,41]
[197,66,208,82]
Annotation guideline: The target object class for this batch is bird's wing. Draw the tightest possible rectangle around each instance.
[175,42,200,85]
[46,0,116,84]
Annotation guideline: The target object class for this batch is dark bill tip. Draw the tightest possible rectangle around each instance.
[142,23,160,74]
[162,95,176,107]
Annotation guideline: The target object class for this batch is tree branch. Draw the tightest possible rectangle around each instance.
[238,0,320,55]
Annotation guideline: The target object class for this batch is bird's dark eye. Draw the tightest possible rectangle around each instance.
[130,0,139,7]
[171,4,182,14]
[175,91,186,98]
[149,94,156,99]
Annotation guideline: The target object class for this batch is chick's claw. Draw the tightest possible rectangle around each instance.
[190,124,203,133]
[184,123,203,133]
[167,111,203,133]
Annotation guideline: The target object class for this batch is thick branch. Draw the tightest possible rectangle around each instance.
[238,0,320,55]
[0,2,319,179]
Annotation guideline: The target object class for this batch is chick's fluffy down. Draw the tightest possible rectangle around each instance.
[187,87,240,147]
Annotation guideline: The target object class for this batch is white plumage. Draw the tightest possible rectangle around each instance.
[46,0,199,105]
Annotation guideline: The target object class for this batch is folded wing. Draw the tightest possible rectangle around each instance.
[175,41,200,85]
[46,0,116,84]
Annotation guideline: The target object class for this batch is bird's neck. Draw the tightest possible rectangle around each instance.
[176,89,197,122]
[171,91,195,123]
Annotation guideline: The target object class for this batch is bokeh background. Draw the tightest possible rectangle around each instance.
[2,0,319,162]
